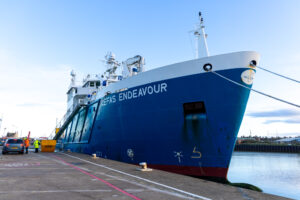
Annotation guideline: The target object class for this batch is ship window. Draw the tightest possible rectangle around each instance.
[61,129,66,140]
[68,113,79,142]
[64,121,73,143]
[96,81,100,87]
[73,108,87,143]
[80,102,99,143]
[67,94,72,102]
[183,101,206,115]
[90,82,95,87]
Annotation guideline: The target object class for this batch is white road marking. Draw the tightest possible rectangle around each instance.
[95,171,193,199]
[0,162,40,168]
[59,152,212,200]
[0,189,112,194]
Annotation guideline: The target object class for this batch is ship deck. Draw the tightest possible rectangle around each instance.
[0,148,290,200]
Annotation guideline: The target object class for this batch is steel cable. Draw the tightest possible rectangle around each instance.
[209,70,300,109]
[257,66,300,84]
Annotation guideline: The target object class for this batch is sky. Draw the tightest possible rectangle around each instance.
[0,0,299,138]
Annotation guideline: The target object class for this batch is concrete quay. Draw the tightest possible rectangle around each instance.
[0,150,290,200]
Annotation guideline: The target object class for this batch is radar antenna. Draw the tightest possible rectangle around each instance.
[104,52,120,76]
[101,52,122,85]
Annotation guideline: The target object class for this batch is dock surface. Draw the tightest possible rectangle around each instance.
[0,150,290,200]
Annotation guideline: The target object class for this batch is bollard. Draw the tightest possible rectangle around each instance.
[137,162,152,171]
[140,162,147,169]
[92,153,98,159]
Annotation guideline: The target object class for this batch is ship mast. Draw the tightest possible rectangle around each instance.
[194,12,209,58]
[70,70,76,87]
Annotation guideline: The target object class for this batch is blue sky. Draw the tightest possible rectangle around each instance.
[0,0,299,138]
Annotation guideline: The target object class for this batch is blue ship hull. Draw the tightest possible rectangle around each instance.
[60,67,252,180]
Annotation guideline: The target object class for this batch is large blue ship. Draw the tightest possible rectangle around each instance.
[53,13,260,181]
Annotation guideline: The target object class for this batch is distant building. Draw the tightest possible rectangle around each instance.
[236,137,256,144]
[6,132,18,138]
[275,137,300,144]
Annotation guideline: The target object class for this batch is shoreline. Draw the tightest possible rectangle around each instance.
[234,144,300,153]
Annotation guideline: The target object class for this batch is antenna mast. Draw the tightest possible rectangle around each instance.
[194,12,209,58]
[70,70,76,86]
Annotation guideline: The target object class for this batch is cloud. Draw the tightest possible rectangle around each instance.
[275,132,300,137]
[264,119,300,124]
[247,109,300,118]
[247,109,300,125]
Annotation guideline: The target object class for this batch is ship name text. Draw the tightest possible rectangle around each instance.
[101,82,167,106]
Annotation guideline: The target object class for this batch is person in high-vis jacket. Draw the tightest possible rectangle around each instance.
[34,140,40,153]
[24,137,30,154]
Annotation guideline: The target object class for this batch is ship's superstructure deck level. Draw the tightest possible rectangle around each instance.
[0,151,290,200]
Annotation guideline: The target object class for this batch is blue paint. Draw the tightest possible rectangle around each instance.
[60,68,252,178]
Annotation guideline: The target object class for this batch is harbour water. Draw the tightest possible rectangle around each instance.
[228,152,300,200]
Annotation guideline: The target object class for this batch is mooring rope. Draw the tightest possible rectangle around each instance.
[257,66,300,84]
[209,70,300,109]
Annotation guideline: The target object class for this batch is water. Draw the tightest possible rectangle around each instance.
[228,152,300,199]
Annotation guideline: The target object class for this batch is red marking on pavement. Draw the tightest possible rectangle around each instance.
[51,155,142,200]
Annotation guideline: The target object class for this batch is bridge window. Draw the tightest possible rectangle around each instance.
[80,102,99,143]
[60,130,66,140]
[73,108,87,143]
[64,121,73,143]
[68,113,79,142]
